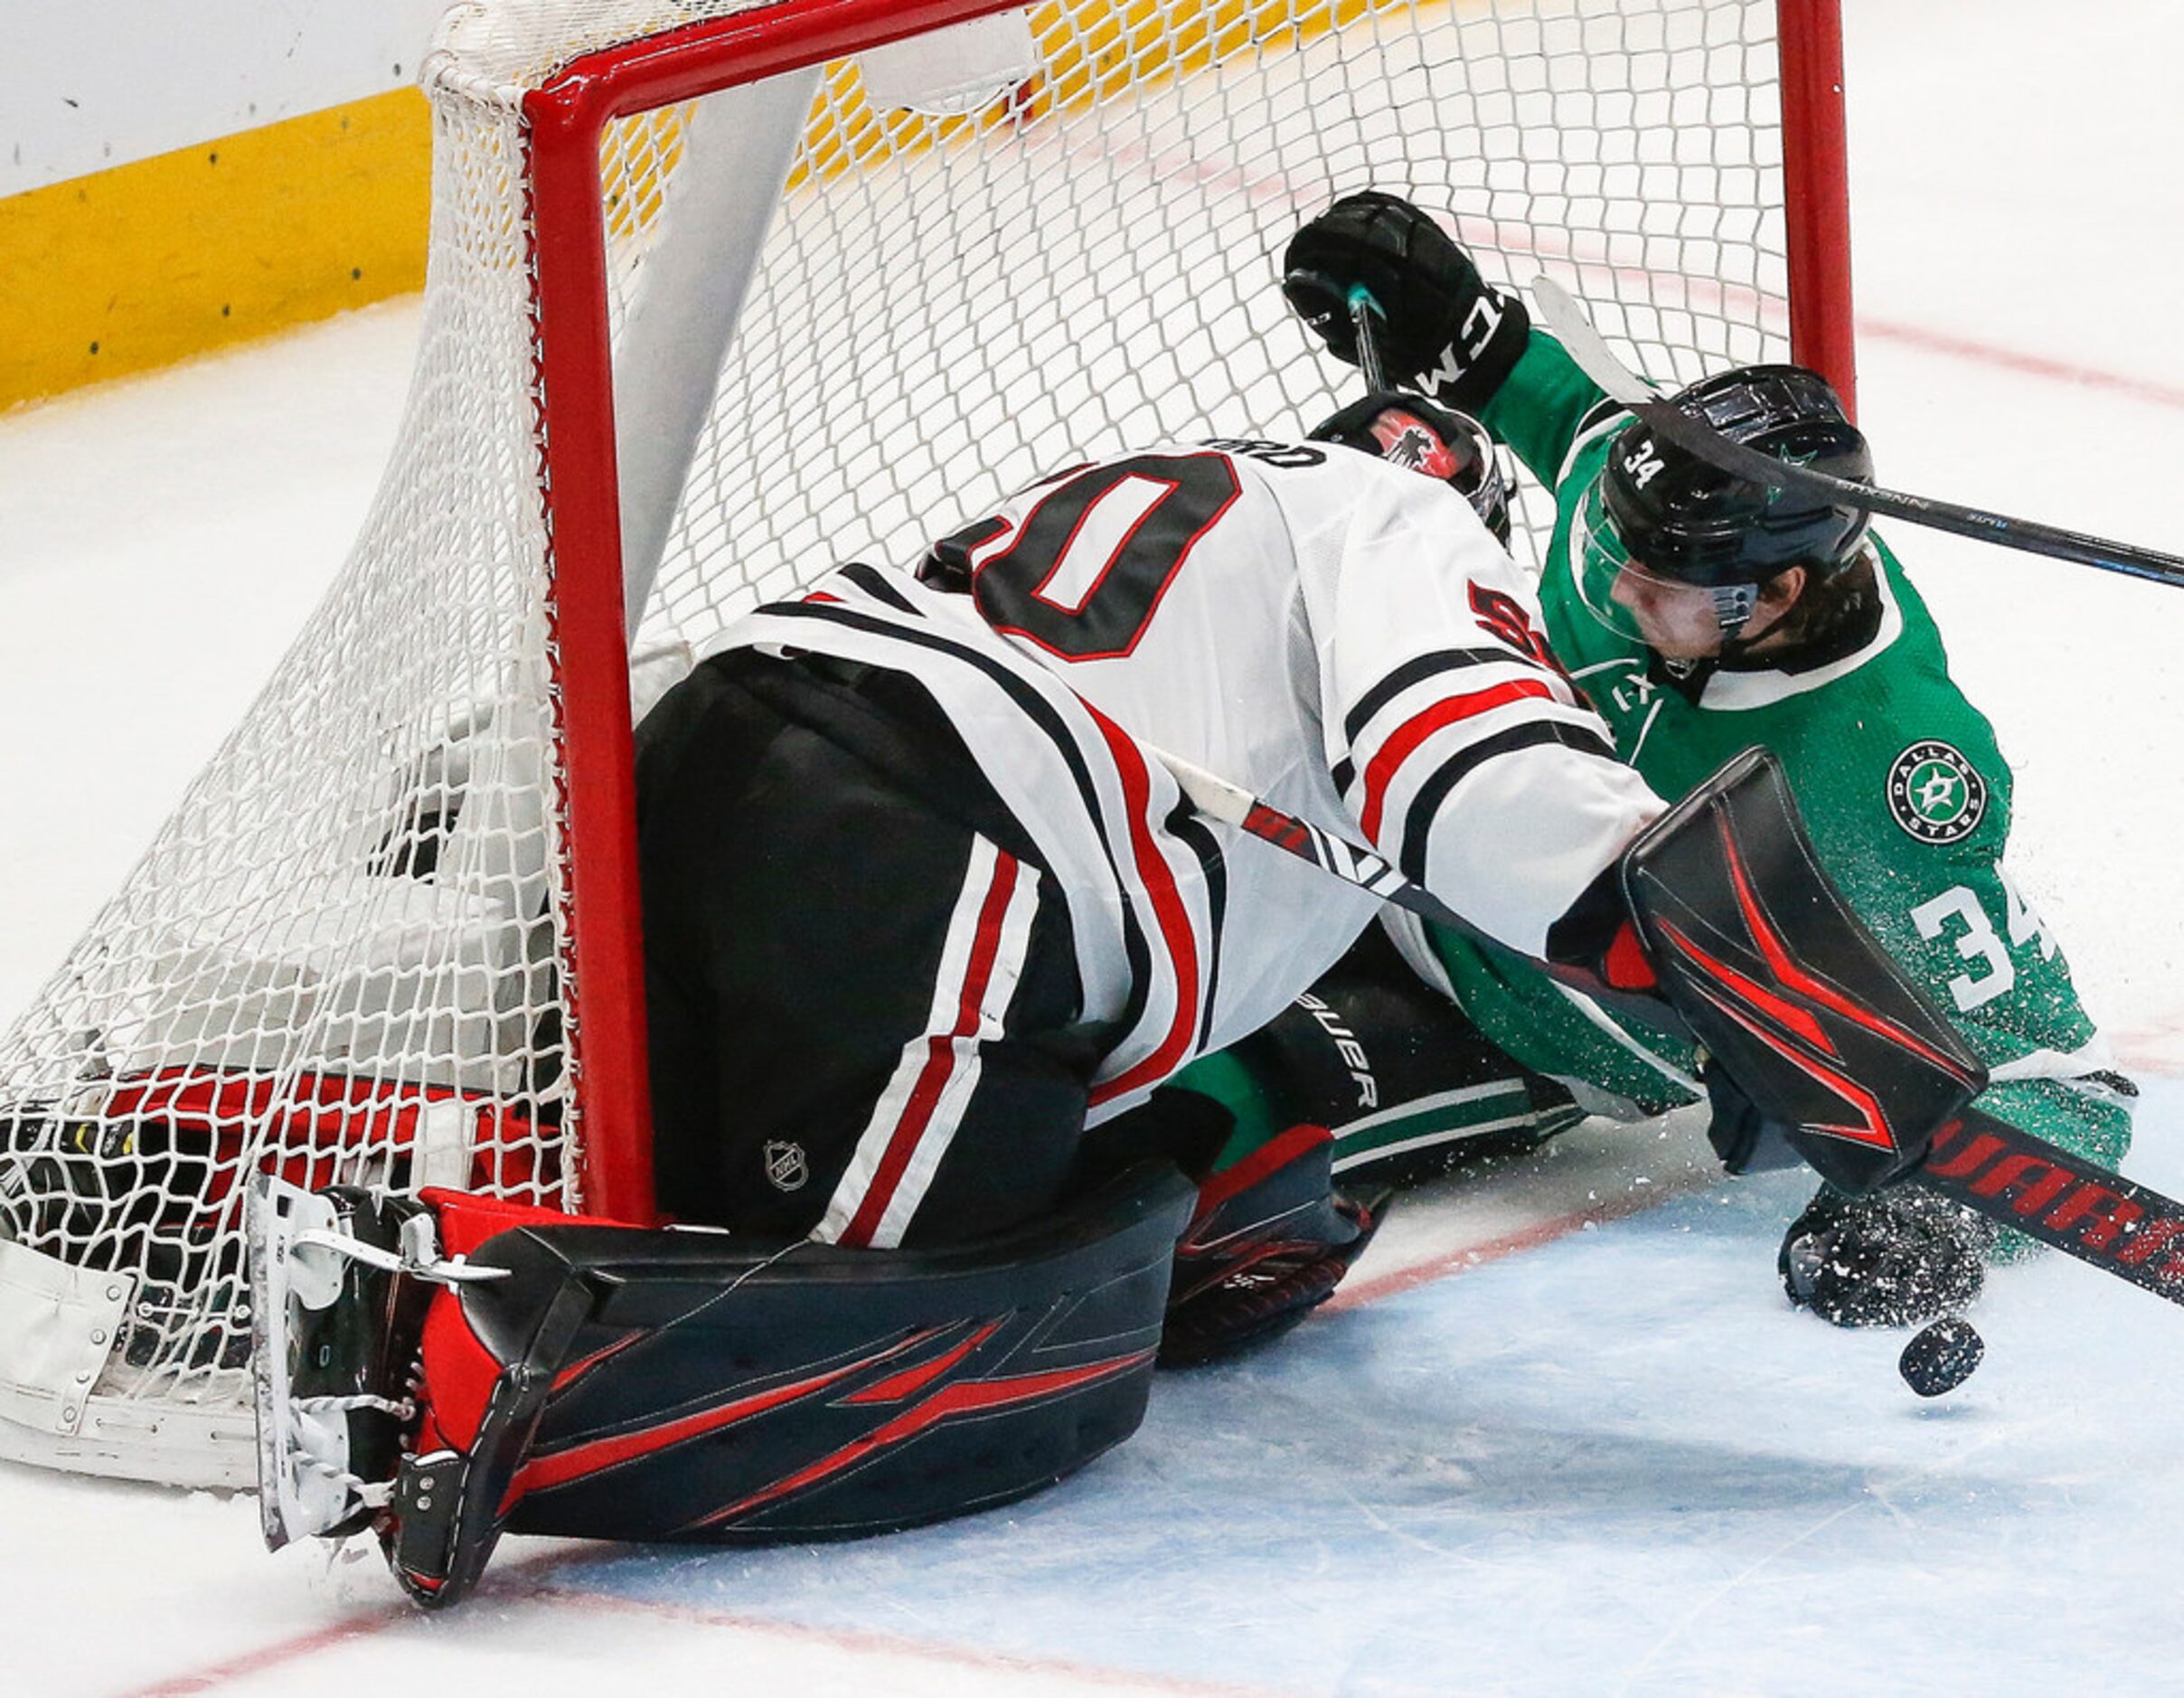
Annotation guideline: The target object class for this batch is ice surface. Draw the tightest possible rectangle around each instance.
[3,0,2182,1691]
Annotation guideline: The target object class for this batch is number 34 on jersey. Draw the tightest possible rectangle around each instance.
[1911,862,2059,1014]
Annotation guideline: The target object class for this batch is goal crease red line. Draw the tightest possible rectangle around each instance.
[1323,1166,1720,1313]
[526,1584,1293,1697]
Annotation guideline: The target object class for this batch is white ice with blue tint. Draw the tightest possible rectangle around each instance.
[564,1085,2184,1697]
[568,1088,2184,1695]
[5,0,2184,1691]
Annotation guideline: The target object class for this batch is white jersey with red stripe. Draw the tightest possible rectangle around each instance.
[712,437,1660,1123]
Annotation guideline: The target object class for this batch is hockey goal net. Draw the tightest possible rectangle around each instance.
[0,0,1850,1486]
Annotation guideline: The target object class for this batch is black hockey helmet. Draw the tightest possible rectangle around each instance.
[1579,363,1872,636]
[1310,390,1513,547]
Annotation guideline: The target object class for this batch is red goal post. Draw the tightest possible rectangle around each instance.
[1775,0,1854,404]
[0,0,1854,1487]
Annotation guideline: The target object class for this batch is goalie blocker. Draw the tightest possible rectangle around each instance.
[1622,747,1986,1195]
[251,748,1980,1608]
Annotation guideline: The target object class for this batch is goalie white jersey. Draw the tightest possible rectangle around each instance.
[718,438,1660,1120]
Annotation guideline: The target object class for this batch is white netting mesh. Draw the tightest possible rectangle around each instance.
[0,87,568,1481]
[434,0,768,93]
[0,0,1811,1485]
[629,0,1793,643]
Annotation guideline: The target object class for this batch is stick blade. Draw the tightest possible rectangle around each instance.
[1528,277,1653,403]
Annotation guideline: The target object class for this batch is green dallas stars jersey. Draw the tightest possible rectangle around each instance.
[1398,330,2131,1173]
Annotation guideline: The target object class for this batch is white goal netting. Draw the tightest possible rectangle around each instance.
[0,0,1826,1486]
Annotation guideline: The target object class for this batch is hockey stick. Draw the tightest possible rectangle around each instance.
[1529,277,2184,591]
[1916,1105,2184,1309]
[1348,289,1389,392]
[1151,745,1477,941]
[1276,275,2184,1308]
[1159,743,2184,1308]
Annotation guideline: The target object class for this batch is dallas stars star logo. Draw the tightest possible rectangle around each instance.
[1915,767,1961,814]
[1886,741,1988,844]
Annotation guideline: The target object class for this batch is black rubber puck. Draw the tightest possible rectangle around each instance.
[1899,1316,1984,1397]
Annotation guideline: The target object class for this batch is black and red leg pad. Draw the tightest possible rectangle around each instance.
[384,1163,1193,1608]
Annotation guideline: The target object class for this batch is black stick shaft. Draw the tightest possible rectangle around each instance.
[1916,1105,2184,1308]
[1531,278,2184,590]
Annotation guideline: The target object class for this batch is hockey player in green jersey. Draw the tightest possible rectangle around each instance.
[1258,190,2133,1329]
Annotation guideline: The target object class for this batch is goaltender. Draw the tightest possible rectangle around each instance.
[250,350,1991,1608]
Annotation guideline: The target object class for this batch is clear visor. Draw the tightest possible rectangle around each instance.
[1570,479,1756,646]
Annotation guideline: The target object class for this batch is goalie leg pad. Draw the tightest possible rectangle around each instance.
[351,1162,1191,1608]
[1620,748,1985,1194]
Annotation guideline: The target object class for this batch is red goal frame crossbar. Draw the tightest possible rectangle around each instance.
[524,0,1858,1225]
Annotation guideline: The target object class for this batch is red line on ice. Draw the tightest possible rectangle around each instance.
[1860,317,2184,412]
[531,1586,1292,1695]
[1323,1167,1718,1314]
[110,1544,617,1696]
[116,1601,422,1696]
[124,1539,1287,1696]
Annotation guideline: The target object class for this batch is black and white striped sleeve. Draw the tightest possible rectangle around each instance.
[1318,468,1662,957]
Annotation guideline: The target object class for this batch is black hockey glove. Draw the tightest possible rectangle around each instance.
[1778,1184,1996,1328]
[1282,190,1531,412]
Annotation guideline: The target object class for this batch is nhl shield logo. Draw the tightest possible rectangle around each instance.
[1886,741,1987,844]
[762,1140,809,1192]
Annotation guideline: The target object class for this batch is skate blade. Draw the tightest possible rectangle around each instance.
[246,1173,353,1552]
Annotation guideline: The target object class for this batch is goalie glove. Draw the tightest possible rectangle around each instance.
[1778,1184,1996,1328]
[1282,190,1531,413]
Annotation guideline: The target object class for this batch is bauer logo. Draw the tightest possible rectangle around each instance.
[763,1140,809,1192]
[1886,741,1987,844]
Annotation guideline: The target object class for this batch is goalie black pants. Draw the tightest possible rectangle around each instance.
[633,646,1103,1249]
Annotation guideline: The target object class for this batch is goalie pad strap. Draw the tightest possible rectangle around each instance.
[1620,747,1985,1194]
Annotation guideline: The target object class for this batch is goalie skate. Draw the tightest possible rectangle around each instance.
[248,1175,487,1551]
